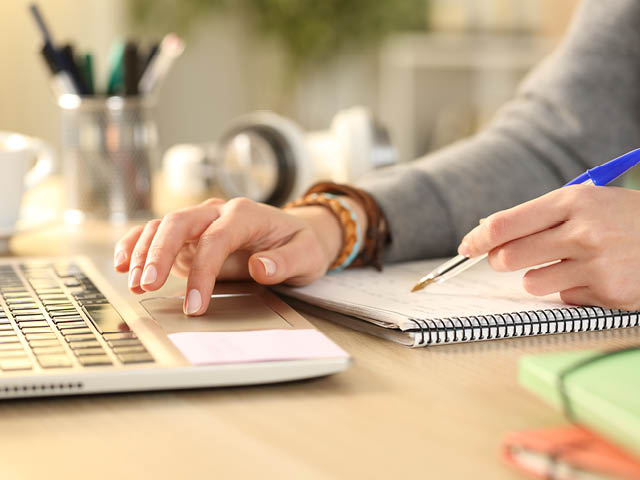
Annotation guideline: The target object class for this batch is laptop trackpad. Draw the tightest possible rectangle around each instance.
[140,294,293,334]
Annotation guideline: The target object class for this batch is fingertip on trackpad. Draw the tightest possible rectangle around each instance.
[140,293,293,334]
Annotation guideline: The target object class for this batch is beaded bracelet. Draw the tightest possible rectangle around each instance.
[305,182,389,271]
[284,192,362,272]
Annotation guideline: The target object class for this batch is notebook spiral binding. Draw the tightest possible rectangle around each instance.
[406,307,640,347]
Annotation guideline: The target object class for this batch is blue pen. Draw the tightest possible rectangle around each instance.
[411,148,640,292]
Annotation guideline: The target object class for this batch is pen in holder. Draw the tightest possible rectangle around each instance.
[59,94,157,223]
[29,4,184,223]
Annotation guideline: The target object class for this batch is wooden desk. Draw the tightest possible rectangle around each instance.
[1,221,638,479]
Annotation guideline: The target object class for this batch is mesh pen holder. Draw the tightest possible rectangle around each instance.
[59,95,158,223]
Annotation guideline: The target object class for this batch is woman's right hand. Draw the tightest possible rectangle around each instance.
[113,197,364,316]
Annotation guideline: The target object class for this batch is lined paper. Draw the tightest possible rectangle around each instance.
[277,259,567,331]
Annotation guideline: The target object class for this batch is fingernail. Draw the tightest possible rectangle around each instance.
[141,265,157,286]
[479,217,486,224]
[185,289,202,315]
[114,250,127,267]
[458,241,471,257]
[129,267,142,289]
[258,257,276,277]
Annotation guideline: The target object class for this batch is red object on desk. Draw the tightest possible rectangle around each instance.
[501,425,640,480]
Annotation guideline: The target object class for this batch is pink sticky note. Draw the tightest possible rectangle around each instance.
[168,329,348,365]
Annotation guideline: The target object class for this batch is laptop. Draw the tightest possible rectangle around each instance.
[0,256,350,399]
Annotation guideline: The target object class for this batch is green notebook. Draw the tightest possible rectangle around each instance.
[519,348,640,456]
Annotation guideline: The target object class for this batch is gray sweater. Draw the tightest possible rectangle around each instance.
[358,0,640,263]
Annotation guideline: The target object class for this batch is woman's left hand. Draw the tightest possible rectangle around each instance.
[458,185,640,310]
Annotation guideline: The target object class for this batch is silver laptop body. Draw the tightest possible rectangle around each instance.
[0,256,349,399]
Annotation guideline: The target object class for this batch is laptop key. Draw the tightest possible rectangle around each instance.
[16,322,48,330]
[38,294,67,300]
[34,288,63,295]
[46,304,76,311]
[77,355,111,366]
[74,347,106,356]
[53,316,84,324]
[32,346,66,355]
[83,305,129,333]
[103,332,137,340]
[0,351,28,359]
[29,339,61,347]
[2,292,30,298]
[73,293,105,301]
[61,326,92,334]
[79,299,109,306]
[8,304,39,311]
[5,298,36,304]
[20,327,52,334]
[0,357,32,371]
[69,340,102,350]
[107,338,141,347]
[112,345,147,354]
[14,315,46,322]
[50,311,82,318]
[56,321,87,330]
[65,334,97,342]
[9,309,41,315]
[41,299,72,306]
[62,329,94,337]
[37,354,72,369]
[24,332,57,341]
[17,321,50,328]
[118,352,154,364]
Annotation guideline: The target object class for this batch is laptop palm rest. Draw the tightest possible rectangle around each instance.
[140,294,293,334]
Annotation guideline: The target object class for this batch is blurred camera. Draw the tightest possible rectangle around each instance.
[162,106,396,206]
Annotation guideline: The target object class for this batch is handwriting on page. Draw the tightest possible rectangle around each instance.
[278,259,567,329]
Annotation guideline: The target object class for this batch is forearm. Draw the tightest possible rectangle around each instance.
[358,0,640,263]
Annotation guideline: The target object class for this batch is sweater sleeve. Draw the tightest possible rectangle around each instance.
[357,0,640,262]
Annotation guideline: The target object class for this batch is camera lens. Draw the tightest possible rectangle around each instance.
[218,124,297,206]
[220,131,279,202]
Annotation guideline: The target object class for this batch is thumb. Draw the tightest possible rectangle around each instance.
[248,230,327,285]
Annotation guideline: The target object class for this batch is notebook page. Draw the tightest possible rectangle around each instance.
[276,259,569,331]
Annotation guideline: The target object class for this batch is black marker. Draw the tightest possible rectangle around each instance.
[40,42,77,96]
[123,41,140,96]
[60,44,89,95]
[29,3,81,95]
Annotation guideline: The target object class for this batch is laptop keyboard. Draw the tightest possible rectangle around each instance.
[0,261,154,373]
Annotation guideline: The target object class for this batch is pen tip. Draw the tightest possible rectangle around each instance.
[411,277,434,292]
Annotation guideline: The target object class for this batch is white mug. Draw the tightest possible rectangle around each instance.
[0,132,56,250]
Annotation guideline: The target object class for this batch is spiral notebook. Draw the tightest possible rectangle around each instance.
[275,259,640,347]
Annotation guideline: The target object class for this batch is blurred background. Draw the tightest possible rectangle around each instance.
[0,0,580,218]
[0,0,579,155]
